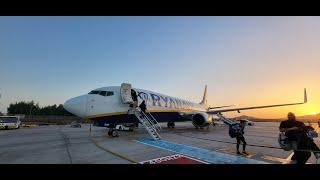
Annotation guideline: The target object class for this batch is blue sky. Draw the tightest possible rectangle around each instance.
[1,16,319,118]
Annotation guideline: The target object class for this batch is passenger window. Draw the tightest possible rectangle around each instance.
[88,91,99,94]
[99,91,107,96]
[107,91,114,96]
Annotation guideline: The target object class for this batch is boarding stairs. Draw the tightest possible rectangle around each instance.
[129,108,162,140]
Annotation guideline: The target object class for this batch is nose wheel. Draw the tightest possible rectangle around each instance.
[107,124,119,137]
[108,128,119,137]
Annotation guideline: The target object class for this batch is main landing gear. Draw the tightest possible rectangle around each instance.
[212,122,216,127]
[107,124,119,137]
[167,122,175,129]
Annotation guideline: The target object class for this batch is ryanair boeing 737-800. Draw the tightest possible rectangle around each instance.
[63,83,307,138]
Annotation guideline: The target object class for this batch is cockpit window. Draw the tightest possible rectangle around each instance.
[99,91,106,96]
[88,91,99,94]
[106,91,114,96]
[88,90,114,96]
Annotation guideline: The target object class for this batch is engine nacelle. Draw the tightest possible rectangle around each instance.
[192,112,212,128]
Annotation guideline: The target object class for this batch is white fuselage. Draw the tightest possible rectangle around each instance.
[64,86,208,125]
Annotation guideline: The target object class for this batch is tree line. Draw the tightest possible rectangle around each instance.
[7,101,73,116]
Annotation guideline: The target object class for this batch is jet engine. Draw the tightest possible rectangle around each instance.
[192,112,212,128]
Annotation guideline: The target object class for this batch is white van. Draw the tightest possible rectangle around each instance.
[0,116,21,130]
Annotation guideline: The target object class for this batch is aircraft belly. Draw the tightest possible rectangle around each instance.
[90,111,186,127]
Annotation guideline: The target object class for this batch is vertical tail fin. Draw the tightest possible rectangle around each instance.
[200,85,207,106]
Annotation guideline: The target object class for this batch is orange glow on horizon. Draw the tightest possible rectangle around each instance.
[208,83,320,119]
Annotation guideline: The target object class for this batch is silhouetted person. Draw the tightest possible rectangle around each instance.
[137,100,147,120]
[280,112,320,164]
[131,89,138,108]
[139,100,147,113]
[236,120,248,155]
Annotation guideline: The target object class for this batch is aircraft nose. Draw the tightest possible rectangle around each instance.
[63,95,87,117]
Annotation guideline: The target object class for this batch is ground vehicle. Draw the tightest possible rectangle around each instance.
[0,116,21,130]
[70,121,81,128]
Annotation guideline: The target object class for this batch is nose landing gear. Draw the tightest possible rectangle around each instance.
[107,124,119,137]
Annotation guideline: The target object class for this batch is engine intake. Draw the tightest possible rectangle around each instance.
[192,112,212,128]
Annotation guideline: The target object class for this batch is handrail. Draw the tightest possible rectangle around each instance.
[140,110,159,131]
[146,112,161,130]
[140,111,161,139]
[132,108,161,140]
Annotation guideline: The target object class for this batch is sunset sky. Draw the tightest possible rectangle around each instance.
[0,16,319,118]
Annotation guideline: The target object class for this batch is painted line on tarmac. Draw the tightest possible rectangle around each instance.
[89,134,138,164]
[136,138,269,164]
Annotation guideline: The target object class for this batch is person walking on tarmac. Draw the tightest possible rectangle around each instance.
[280,112,320,164]
[236,120,248,155]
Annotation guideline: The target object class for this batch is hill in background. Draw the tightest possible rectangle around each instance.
[232,114,320,123]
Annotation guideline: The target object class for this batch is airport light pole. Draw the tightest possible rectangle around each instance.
[29,105,33,120]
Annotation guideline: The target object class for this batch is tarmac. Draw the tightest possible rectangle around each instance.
[0,121,319,164]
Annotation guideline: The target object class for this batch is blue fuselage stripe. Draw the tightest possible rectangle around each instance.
[136,138,268,164]
[91,112,189,126]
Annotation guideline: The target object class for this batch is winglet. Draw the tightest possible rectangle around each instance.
[304,88,307,103]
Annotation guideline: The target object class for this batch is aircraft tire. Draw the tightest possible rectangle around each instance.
[111,130,119,137]
[167,122,175,128]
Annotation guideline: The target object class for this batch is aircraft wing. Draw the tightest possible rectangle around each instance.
[207,88,307,114]
[208,105,235,109]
